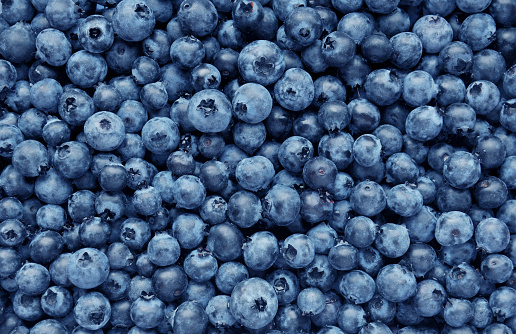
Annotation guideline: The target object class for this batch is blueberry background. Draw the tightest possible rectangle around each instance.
[0,0,516,333]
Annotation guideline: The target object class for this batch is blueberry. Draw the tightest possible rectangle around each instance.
[281,233,315,269]
[376,264,416,303]
[350,180,386,217]
[387,183,423,217]
[337,303,367,333]
[274,68,314,112]
[337,12,374,45]
[390,32,423,69]
[412,15,453,54]
[187,89,232,133]
[439,41,473,76]
[321,31,356,68]
[177,0,218,38]
[130,295,165,329]
[443,151,481,189]
[364,69,403,106]
[230,278,278,329]
[446,263,482,299]
[66,51,108,88]
[112,0,155,42]
[74,292,111,330]
[206,295,236,328]
[35,29,72,67]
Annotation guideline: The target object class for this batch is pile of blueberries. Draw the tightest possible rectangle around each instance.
[2,0,516,332]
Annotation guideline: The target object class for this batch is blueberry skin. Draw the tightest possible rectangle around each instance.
[364,69,402,106]
[35,168,73,205]
[376,264,416,303]
[216,261,249,295]
[67,248,110,289]
[0,22,36,64]
[262,184,300,226]
[12,139,49,177]
[74,292,111,330]
[471,49,506,83]
[336,303,367,333]
[321,31,356,68]
[405,106,442,142]
[30,319,67,334]
[387,183,423,217]
[59,88,95,126]
[278,135,314,173]
[66,51,108,88]
[232,83,273,124]
[443,298,474,328]
[465,80,500,115]
[177,0,218,38]
[35,29,72,67]
[490,286,516,320]
[236,156,275,192]
[112,0,155,42]
[147,232,180,267]
[229,277,278,329]
[500,99,516,132]
[390,32,423,69]
[443,151,481,189]
[503,66,516,97]
[15,262,50,296]
[364,0,398,13]
[141,117,179,154]
[54,141,92,179]
[206,295,236,328]
[274,68,314,112]
[41,286,73,318]
[481,254,513,284]
[281,233,315,269]
[435,211,474,247]
[350,181,386,217]
[412,15,453,54]
[475,218,510,254]
[413,279,446,317]
[84,111,125,152]
[459,13,496,52]
[285,7,322,47]
[129,296,165,329]
[187,89,232,133]
[402,70,438,107]
[337,12,374,45]
[339,270,375,305]
[439,41,473,76]
[243,231,279,271]
[78,15,114,53]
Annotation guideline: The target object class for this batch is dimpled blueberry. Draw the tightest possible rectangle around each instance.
[443,151,481,189]
[187,89,232,133]
[412,15,453,54]
[232,83,273,124]
[274,68,315,112]
[376,264,416,303]
[74,291,111,330]
[112,0,155,42]
[230,278,278,329]
[238,40,286,86]
[67,248,110,289]
[435,211,474,246]
[364,69,402,106]
[84,111,125,152]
